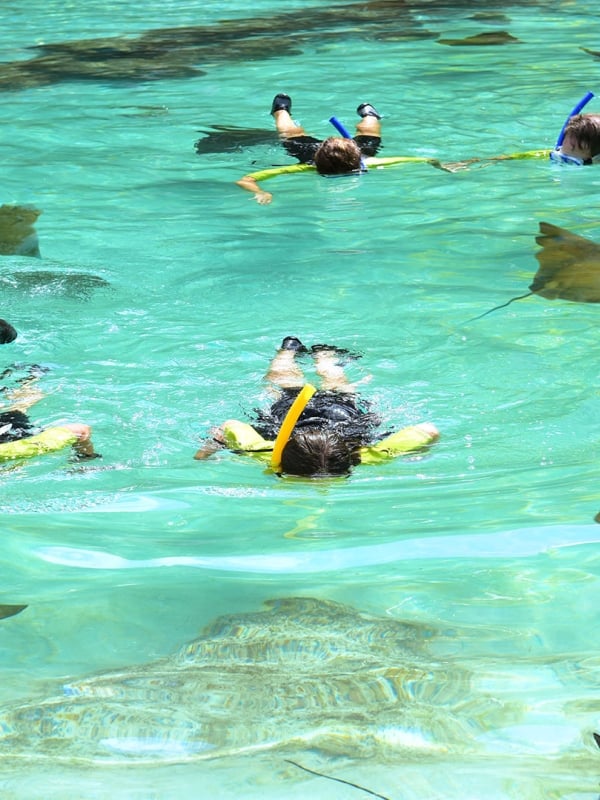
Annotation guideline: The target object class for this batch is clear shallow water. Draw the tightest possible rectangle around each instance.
[2,0,600,797]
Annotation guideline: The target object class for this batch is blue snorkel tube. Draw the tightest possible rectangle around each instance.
[329,115,367,171]
[550,91,595,164]
[555,91,594,148]
[329,115,353,139]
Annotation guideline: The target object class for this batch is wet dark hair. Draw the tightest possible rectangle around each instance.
[280,428,361,477]
[313,137,362,175]
[0,410,33,443]
[563,113,600,159]
[0,319,17,345]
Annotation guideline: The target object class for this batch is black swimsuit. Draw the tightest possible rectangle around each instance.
[253,388,381,446]
[0,410,35,443]
[282,135,382,165]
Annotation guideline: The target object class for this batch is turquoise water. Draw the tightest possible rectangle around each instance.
[2,0,600,796]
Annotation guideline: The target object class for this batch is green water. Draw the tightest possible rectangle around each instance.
[1,0,600,797]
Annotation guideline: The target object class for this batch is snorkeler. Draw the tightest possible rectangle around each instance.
[236,94,383,204]
[443,92,600,172]
[194,337,438,478]
[0,324,99,463]
[550,112,600,165]
[271,93,383,169]
[235,93,449,202]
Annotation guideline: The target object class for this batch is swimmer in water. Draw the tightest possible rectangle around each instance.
[0,321,99,463]
[236,94,383,204]
[195,337,438,478]
[550,113,600,165]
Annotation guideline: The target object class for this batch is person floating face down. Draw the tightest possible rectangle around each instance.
[236,94,383,205]
[0,319,99,463]
[552,113,600,165]
[194,337,439,478]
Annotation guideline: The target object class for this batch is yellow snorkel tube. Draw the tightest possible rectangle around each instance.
[270,384,316,470]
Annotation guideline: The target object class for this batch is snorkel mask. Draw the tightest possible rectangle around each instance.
[550,91,595,165]
[549,150,586,166]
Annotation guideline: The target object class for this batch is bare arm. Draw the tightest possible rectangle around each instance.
[62,423,100,460]
[236,175,273,205]
[194,425,226,460]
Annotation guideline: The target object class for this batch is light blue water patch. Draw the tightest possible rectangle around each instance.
[34,523,600,573]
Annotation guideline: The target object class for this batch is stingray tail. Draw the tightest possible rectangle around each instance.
[466,292,533,322]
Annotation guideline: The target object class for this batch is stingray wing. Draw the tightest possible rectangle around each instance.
[0,604,27,621]
[532,222,600,301]
[437,31,520,46]
[194,126,275,154]
[0,204,41,257]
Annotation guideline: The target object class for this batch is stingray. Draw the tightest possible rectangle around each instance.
[470,222,600,321]
[0,596,522,765]
[581,47,600,59]
[194,125,276,155]
[437,31,520,46]
[0,1,437,93]
[0,604,27,621]
[119,105,169,118]
[469,12,511,23]
[0,205,110,298]
[0,204,41,257]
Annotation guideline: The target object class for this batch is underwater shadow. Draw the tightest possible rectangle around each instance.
[0,0,538,91]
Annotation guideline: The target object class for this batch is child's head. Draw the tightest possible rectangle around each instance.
[0,319,17,344]
[0,411,33,443]
[280,428,361,477]
[313,137,363,175]
[561,114,600,163]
